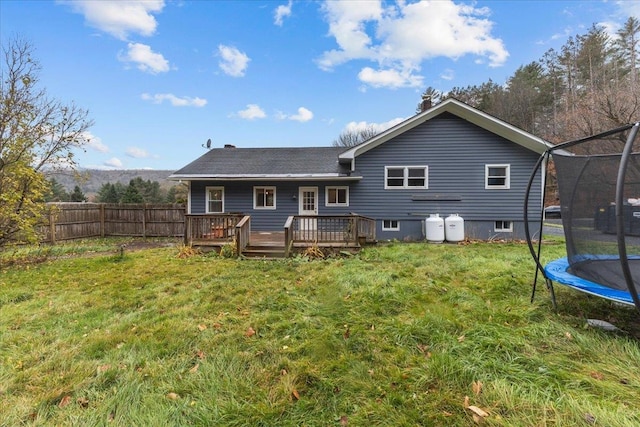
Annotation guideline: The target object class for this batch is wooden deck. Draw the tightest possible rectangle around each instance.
[186,214,376,257]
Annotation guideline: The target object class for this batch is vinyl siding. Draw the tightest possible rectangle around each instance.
[187,113,543,240]
[190,180,355,231]
[350,113,542,240]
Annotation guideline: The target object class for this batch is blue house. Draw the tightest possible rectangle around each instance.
[170,99,552,250]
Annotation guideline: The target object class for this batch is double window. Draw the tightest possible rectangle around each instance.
[206,187,224,213]
[326,186,349,206]
[382,219,400,231]
[385,166,428,189]
[495,220,513,232]
[254,186,276,209]
[486,164,510,189]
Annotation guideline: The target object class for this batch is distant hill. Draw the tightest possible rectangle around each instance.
[45,169,178,199]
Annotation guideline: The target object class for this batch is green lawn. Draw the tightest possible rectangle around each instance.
[2,238,640,426]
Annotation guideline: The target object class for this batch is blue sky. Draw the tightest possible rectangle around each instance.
[1,0,639,171]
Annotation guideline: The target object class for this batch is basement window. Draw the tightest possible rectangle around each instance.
[495,220,513,232]
[382,219,400,231]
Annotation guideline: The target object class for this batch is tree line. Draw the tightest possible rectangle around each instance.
[44,177,187,204]
[334,17,639,147]
[426,17,639,144]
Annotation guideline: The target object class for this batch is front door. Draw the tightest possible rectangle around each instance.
[298,187,318,232]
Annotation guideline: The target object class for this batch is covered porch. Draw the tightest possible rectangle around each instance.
[184,213,376,257]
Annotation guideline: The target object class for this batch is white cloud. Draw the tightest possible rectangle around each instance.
[318,0,508,89]
[141,93,207,107]
[104,157,123,168]
[126,147,150,158]
[276,107,314,122]
[358,67,423,89]
[289,107,314,122]
[440,68,455,81]
[616,1,640,19]
[82,131,109,152]
[344,117,405,135]
[60,0,165,40]
[119,42,170,74]
[274,1,293,26]
[218,45,250,77]
[236,104,266,120]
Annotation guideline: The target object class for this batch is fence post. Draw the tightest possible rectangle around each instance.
[142,204,147,238]
[100,204,105,237]
[49,207,56,244]
[184,216,190,245]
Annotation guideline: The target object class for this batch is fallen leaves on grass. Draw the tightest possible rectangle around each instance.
[77,397,89,408]
[58,395,72,408]
[167,392,180,400]
[245,327,256,337]
[472,381,483,395]
[189,363,199,374]
[464,396,489,424]
[197,324,207,331]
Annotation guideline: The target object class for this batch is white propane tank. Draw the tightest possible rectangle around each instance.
[426,214,445,243]
[445,214,465,242]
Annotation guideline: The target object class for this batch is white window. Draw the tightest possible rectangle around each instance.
[382,219,400,231]
[325,186,349,207]
[254,186,276,209]
[385,166,428,189]
[486,164,510,189]
[206,186,224,213]
[495,220,513,232]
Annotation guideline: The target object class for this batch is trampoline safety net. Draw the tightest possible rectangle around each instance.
[553,124,640,293]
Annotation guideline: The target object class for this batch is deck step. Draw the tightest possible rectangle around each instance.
[241,245,286,258]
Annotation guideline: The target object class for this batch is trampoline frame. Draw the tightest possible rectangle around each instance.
[525,122,640,312]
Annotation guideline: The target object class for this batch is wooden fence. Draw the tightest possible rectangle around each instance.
[40,203,186,243]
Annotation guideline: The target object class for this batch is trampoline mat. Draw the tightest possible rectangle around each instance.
[569,258,640,293]
[545,258,637,306]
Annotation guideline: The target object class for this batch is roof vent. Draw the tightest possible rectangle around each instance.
[224,144,236,149]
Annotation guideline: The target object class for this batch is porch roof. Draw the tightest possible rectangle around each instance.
[170,146,358,181]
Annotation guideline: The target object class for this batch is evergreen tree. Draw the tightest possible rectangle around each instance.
[615,17,640,90]
[44,178,69,202]
[69,185,87,202]
[121,180,144,203]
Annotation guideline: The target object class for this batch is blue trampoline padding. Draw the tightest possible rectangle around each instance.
[544,257,635,306]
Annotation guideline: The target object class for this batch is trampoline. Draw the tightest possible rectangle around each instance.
[525,122,640,311]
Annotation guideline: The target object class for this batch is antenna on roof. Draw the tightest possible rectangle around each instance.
[202,138,212,149]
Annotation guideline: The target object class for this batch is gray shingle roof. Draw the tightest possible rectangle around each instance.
[170,146,354,180]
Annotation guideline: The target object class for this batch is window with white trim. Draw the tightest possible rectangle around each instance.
[382,219,400,231]
[385,166,428,189]
[206,186,224,213]
[325,186,349,207]
[485,164,510,189]
[494,220,513,232]
[254,186,276,209]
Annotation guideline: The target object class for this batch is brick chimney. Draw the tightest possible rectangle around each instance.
[420,95,432,112]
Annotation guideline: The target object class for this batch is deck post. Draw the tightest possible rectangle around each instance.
[284,216,294,257]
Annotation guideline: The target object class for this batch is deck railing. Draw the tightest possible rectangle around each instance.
[235,215,251,254]
[284,214,375,256]
[184,214,245,245]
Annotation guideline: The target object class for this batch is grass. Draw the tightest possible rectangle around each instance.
[2,237,640,426]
